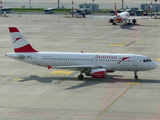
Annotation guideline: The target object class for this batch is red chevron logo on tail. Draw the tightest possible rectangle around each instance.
[13,37,22,43]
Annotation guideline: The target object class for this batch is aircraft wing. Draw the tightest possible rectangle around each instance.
[86,15,113,19]
[52,64,112,70]
[53,65,103,69]
[126,16,150,20]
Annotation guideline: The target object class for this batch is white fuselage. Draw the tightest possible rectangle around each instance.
[114,12,130,23]
[6,52,157,72]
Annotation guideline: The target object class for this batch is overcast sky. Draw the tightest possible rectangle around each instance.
[3,0,159,9]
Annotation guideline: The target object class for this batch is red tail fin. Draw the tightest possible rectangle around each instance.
[114,3,118,16]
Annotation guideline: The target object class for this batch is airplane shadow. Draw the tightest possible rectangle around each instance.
[120,23,159,30]
[19,75,58,83]
[18,75,124,83]
[93,23,138,30]
[120,24,137,30]
[93,24,113,27]
[18,75,160,90]
[64,78,160,90]
[93,23,158,30]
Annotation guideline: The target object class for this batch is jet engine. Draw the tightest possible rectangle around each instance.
[109,19,114,23]
[132,19,137,23]
[89,69,107,78]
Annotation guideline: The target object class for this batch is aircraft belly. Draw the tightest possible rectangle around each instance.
[112,63,136,71]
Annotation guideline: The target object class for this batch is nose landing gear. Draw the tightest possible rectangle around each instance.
[78,71,84,80]
[134,71,138,79]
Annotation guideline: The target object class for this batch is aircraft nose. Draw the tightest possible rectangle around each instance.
[152,62,157,69]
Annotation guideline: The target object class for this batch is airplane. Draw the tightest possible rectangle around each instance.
[6,27,157,80]
[87,3,148,25]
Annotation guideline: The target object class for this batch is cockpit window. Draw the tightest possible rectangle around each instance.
[143,59,152,62]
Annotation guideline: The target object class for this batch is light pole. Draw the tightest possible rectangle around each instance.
[92,0,94,4]
[122,0,124,9]
[150,1,152,17]
[58,0,60,8]
[72,0,74,17]
[0,1,2,16]
[29,0,31,8]
[155,0,157,4]
[155,0,157,13]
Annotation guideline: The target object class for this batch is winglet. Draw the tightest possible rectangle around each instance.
[9,27,38,53]
[80,51,84,53]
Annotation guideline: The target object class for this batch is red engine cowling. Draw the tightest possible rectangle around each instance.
[91,69,106,78]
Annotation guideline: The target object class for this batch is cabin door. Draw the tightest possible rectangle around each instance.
[133,56,138,66]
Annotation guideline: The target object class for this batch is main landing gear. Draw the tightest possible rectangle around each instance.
[127,19,131,25]
[112,22,117,25]
[134,71,138,79]
[78,71,84,80]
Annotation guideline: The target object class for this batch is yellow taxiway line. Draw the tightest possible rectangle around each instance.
[156,58,160,60]
[109,44,125,46]
[124,82,140,84]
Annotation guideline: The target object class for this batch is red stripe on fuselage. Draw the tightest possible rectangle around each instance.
[14,44,38,52]
[9,27,19,33]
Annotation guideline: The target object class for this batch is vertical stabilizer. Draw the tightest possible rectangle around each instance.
[114,3,118,16]
[9,27,38,52]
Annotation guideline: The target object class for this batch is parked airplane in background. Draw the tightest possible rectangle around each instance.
[6,27,157,80]
[88,3,148,25]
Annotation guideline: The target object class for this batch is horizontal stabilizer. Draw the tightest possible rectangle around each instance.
[6,53,25,59]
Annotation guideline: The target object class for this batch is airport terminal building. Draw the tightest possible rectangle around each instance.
[79,3,99,11]
[141,4,160,11]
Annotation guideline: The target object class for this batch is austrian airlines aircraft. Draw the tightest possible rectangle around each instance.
[89,3,148,25]
[6,27,157,80]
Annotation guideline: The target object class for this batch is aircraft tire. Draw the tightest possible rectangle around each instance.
[78,75,84,80]
[134,76,138,79]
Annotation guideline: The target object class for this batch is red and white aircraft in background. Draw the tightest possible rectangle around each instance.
[6,27,157,80]
[88,3,148,25]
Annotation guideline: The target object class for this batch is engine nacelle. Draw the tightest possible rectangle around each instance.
[91,69,106,78]
[109,19,114,23]
[107,71,115,73]
[132,19,137,23]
